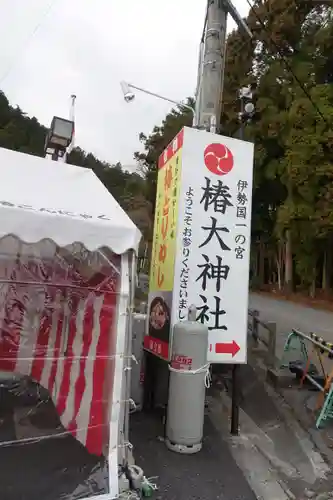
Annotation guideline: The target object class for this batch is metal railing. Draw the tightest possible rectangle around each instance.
[248,309,277,368]
[281,329,333,392]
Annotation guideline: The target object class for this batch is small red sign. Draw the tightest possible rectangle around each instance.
[171,354,193,371]
[144,335,169,360]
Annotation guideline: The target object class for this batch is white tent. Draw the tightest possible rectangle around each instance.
[0,146,141,499]
[0,147,141,253]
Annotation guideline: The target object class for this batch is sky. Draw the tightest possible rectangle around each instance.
[0,0,249,168]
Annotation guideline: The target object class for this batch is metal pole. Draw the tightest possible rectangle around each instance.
[123,250,135,465]
[194,3,208,128]
[63,94,76,163]
[51,149,59,161]
[292,329,333,357]
[68,94,76,153]
[128,83,196,125]
[240,95,244,140]
[267,322,277,368]
[143,351,156,411]
[193,41,204,127]
[197,0,227,133]
[231,364,240,435]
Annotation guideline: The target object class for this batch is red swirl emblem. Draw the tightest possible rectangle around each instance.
[204,143,234,176]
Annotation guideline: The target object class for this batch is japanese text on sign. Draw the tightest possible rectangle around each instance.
[153,150,181,291]
[235,180,249,260]
[0,200,110,221]
[157,164,173,287]
[196,177,233,331]
[178,187,194,320]
[148,338,162,356]
[171,354,193,371]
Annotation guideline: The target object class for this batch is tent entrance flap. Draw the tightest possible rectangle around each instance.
[0,235,124,500]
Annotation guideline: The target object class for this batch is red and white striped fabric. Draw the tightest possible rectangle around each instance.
[0,247,120,457]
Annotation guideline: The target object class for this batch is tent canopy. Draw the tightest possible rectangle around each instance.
[0,147,141,254]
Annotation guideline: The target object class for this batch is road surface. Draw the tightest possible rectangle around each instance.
[131,411,257,500]
[249,292,333,359]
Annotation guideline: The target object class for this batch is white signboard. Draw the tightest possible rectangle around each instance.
[172,127,254,363]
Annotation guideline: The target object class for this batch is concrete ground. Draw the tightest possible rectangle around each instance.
[131,355,333,500]
[214,357,333,500]
[246,293,333,498]
[130,410,257,500]
[128,293,333,500]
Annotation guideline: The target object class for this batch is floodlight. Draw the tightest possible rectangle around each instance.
[120,81,135,103]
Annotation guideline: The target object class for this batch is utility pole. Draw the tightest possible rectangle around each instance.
[69,95,76,135]
[196,0,252,134]
[194,1,253,438]
[196,1,227,133]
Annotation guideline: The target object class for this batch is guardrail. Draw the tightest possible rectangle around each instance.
[280,328,333,429]
[247,316,333,429]
[248,309,277,368]
[281,328,333,393]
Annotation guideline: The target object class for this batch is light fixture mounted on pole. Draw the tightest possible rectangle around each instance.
[44,116,74,161]
[120,81,196,125]
[238,85,256,139]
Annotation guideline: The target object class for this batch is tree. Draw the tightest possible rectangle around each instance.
[134,97,194,210]
[242,0,333,294]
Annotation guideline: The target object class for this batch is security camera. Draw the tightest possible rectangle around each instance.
[120,81,135,103]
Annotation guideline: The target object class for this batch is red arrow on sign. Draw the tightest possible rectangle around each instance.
[211,341,240,357]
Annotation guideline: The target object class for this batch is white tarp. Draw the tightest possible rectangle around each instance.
[0,147,141,254]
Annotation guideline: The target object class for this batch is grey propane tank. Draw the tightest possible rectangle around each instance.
[165,306,209,454]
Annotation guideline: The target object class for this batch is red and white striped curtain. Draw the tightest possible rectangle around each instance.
[0,237,121,457]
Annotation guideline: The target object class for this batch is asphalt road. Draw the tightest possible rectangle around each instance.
[249,293,333,359]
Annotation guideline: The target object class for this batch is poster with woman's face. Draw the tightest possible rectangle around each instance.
[146,291,172,359]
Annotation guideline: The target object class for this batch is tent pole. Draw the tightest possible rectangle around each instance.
[123,249,136,465]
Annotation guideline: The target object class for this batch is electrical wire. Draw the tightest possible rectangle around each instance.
[201,0,209,43]
[0,0,59,85]
[245,0,331,128]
